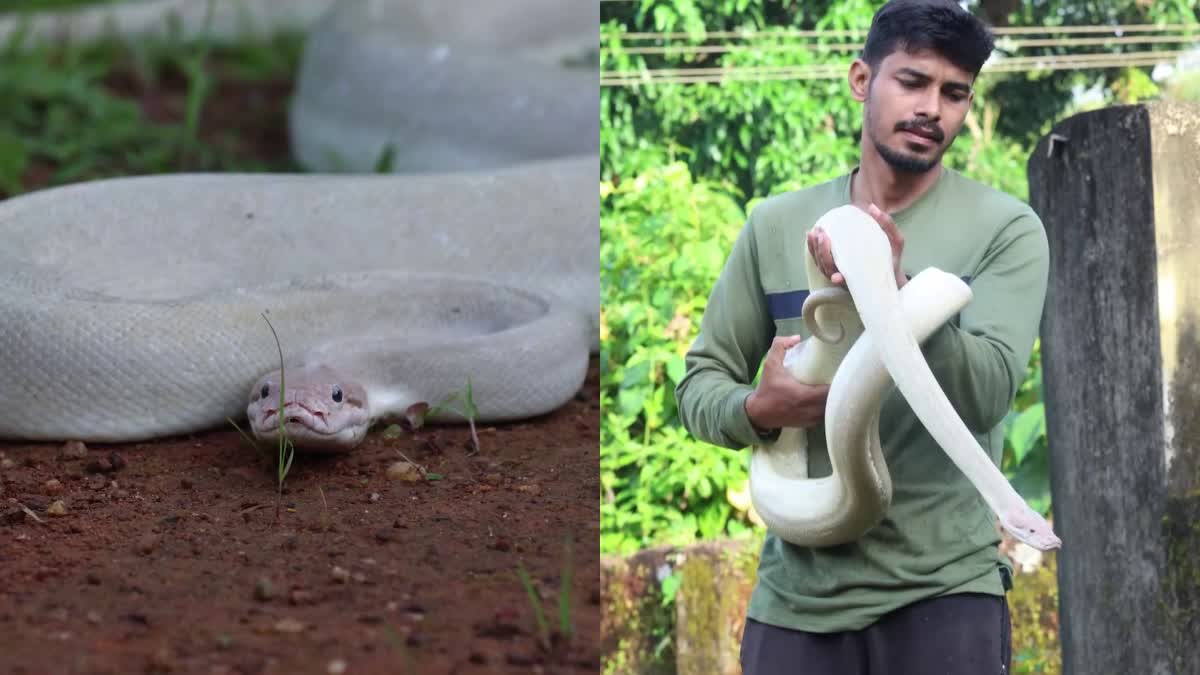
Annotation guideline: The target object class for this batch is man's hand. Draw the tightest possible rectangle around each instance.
[805,203,907,289]
[744,335,830,431]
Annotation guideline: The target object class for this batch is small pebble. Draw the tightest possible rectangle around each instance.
[331,566,350,584]
[274,618,305,634]
[85,458,112,474]
[0,458,14,470]
[386,461,422,482]
[86,611,101,625]
[289,589,316,606]
[368,492,381,503]
[46,500,67,517]
[137,534,158,555]
[44,479,64,495]
[59,441,88,460]
[327,659,347,675]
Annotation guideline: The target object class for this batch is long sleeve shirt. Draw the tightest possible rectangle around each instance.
[674,166,1049,632]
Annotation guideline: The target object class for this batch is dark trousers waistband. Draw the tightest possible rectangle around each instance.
[740,592,1012,675]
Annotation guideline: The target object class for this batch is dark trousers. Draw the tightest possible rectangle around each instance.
[740,592,1012,675]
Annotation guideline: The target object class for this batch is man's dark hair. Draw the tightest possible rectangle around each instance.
[861,0,995,78]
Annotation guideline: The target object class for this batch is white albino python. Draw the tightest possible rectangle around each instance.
[0,157,597,452]
[0,0,597,454]
[748,205,1062,552]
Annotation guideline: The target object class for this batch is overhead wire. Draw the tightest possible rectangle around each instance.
[610,33,1200,56]
[602,52,1186,85]
[610,24,1200,39]
[599,21,1199,86]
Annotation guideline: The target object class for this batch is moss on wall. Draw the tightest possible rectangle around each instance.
[1008,553,1062,674]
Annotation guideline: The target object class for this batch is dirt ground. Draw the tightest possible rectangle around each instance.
[0,359,600,675]
[0,41,601,675]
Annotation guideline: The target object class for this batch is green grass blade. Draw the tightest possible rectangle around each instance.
[558,538,574,637]
[516,562,550,649]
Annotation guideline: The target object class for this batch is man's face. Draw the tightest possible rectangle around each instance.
[855,47,975,174]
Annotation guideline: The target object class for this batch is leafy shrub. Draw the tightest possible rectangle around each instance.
[600,162,760,556]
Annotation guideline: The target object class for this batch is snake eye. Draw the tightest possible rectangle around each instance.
[260,384,270,400]
[332,385,343,403]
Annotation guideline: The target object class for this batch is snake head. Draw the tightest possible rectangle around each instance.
[998,507,1062,552]
[246,364,370,453]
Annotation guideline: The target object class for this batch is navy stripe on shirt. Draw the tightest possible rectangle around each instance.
[766,275,973,321]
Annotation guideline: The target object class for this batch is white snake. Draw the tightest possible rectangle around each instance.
[0,0,597,453]
[748,205,1062,551]
[0,157,597,452]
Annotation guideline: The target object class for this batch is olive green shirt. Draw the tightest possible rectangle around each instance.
[674,166,1049,632]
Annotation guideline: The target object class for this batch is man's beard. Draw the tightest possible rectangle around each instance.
[865,104,949,174]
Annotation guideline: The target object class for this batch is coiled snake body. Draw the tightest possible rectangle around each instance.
[749,205,1062,552]
[0,158,597,451]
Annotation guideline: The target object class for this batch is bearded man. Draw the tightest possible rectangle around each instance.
[674,1,1050,672]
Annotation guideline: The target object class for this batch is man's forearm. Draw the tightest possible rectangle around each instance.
[676,368,768,450]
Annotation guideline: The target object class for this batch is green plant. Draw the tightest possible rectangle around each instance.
[261,313,296,512]
[1002,339,1051,514]
[517,562,552,650]
[227,312,296,516]
[516,536,576,652]
[601,161,760,556]
[423,376,481,453]
[0,10,304,199]
[177,0,216,161]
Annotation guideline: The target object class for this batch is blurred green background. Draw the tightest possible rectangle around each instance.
[0,0,307,201]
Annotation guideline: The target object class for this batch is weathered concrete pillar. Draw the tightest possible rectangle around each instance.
[673,539,757,675]
[601,545,679,675]
[1027,101,1200,675]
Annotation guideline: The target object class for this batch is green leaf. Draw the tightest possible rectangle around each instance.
[659,573,680,606]
[1007,403,1046,465]
[1009,444,1052,515]
[665,355,686,385]
[617,387,647,418]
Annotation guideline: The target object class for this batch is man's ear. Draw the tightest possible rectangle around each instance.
[848,58,871,102]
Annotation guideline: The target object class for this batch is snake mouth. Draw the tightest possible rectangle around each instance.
[260,403,335,435]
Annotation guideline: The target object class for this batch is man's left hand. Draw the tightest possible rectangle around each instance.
[805,203,907,289]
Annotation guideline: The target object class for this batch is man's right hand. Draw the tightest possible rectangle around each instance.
[744,335,830,432]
